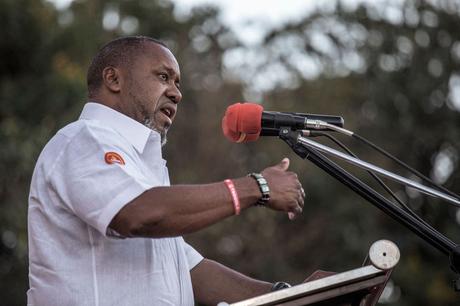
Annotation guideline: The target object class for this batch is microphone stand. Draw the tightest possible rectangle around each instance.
[278,127,460,290]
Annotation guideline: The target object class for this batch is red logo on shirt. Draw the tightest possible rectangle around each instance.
[104,152,125,165]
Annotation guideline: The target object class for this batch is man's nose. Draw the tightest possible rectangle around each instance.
[166,84,182,104]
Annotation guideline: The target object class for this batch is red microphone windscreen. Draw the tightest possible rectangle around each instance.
[222,102,263,143]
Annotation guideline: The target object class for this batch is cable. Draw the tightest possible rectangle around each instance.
[308,130,431,226]
[309,121,460,201]
[352,133,460,201]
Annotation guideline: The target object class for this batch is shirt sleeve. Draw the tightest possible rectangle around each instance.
[180,238,204,270]
[49,125,161,238]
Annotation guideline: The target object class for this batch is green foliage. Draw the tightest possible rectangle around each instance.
[1,0,460,305]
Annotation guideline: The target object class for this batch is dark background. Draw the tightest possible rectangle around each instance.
[1,0,460,304]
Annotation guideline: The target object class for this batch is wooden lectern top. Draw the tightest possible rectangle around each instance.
[219,240,400,306]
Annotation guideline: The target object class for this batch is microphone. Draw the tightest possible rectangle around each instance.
[222,102,344,143]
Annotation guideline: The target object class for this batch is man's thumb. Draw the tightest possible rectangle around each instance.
[277,158,290,171]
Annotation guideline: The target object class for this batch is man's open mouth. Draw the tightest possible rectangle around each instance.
[160,105,176,119]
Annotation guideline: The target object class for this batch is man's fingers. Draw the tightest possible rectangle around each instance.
[300,187,306,206]
[298,193,305,208]
[295,205,303,214]
[288,204,303,220]
[276,157,290,171]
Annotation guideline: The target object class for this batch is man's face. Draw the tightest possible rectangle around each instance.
[120,43,182,145]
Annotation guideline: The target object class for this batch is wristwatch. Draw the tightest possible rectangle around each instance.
[248,173,270,206]
[271,281,292,291]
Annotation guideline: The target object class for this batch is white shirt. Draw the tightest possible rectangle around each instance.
[27,102,203,306]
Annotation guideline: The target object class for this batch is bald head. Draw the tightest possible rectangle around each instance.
[86,36,168,98]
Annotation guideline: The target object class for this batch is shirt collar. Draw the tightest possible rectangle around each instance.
[79,102,158,153]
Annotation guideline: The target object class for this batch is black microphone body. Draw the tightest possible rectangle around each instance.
[260,111,344,136]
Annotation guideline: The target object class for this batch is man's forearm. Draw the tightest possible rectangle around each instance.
[109,158,305,238]
[191,259,272,305]
[109,177,260,238]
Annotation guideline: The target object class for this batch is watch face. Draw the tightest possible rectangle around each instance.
[272,282,292,291]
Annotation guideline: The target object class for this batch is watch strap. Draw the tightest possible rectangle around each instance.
[248,173,270,205]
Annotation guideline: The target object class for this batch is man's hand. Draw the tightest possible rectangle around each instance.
[261,158,305,219]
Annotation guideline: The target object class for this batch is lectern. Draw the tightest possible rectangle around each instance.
[218,240,400,306]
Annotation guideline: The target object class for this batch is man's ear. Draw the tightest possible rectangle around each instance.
[102,66,122,93]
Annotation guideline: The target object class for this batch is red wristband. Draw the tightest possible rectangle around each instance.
[224,179,241,215]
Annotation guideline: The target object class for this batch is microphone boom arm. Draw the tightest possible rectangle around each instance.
[294,132,460,206]
[278,127,460,289]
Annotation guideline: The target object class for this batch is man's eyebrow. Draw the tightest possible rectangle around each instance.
[159,65,178,74]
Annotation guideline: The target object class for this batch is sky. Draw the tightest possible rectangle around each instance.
[49,0,378,44]
[171,0,319,45]
[169,0,402,45]
[50,0,319,45]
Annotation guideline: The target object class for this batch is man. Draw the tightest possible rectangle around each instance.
[27,36,306,306]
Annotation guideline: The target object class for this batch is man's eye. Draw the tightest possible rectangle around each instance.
[159,73,168,81]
